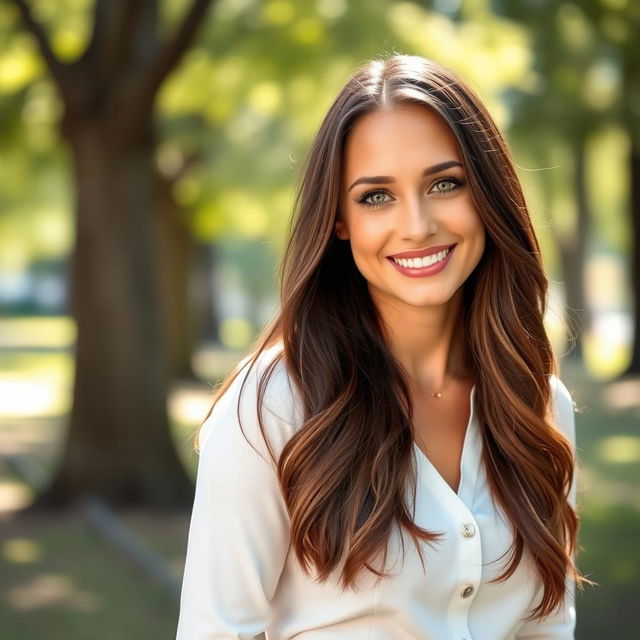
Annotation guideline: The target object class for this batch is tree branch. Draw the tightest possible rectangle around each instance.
[141,0,216,105]
[82,0,139,85]
[9,0,69,96]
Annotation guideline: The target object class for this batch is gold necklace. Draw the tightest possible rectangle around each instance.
[426,375,455,399]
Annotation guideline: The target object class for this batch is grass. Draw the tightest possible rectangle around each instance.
[0,318,639,639]
[577,503,640,637]
[0,509,183,640]
[563,363,640,639]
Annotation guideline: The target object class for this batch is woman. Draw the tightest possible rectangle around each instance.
[176,54,592,639]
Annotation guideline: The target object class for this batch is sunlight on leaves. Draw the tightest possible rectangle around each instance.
[583,331,630,379]
[316,0,347,20]
[219,317,254,349]
[173,175,201,208]
[598,436,640,465]
[601,0,630,8]
[555,4,593,53]
[583,59,621,111]
[51,27,86,62]
[587,125,629,249]
[0,317,75,349]
[158,49,217,115]
[0,225,30,271]
[385,2,530,125]
[192,201,225,241]
[221,191,269,237]
[22,82,63,125]
[227,109,264,144]
[601,14,629,43]
[291,17,324,45]
[0,37,43,93]
[216,0,259,21]
[287,74,315,106]
[263,0,296,25]
[248,82,283,117]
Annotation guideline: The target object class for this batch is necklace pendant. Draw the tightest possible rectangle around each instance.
[433,391,443,398]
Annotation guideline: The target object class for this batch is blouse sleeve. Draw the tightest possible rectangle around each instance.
[515,375,578,639]
[175,353,299,640]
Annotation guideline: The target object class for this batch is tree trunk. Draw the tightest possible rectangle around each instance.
[193,242,222,345]
[34,121,193,508]
[623,137,640,373]
[157,169,197,380]
[560,138,591,363]
[10,0,216,510]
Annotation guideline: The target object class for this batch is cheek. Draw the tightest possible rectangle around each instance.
[456,203,484,240]
[349,218,389,256]
[464,215,486,263]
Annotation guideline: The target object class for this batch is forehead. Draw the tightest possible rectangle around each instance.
[342,103,461,173]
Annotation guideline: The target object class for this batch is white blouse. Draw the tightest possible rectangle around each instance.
[176,344,577,639]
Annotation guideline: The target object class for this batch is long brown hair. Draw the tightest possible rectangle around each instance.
[197,54,593,622]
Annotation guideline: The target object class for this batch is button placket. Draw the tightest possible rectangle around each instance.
[421,384,482,640]
[448,388,482,639]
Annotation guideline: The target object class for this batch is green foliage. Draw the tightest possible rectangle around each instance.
[0,0,536,258]
[0,0,634,314]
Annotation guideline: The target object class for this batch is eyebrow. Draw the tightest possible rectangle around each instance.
[347,160,463,192]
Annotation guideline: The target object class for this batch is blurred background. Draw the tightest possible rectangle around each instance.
[0,0,638,638]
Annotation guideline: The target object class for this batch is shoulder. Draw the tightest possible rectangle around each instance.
[199,343,303,460]
[548,373,577,446]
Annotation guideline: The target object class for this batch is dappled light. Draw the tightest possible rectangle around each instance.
[0,0,638,637]
[598,436,640,465]
[2,537,41,564]
[601,377,640,412]
[7,573,101,612]
[0,480,34,512]
[0,379,60,418]
[168,386,214,427]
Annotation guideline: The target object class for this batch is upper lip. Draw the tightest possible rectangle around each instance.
[388,244,456,260]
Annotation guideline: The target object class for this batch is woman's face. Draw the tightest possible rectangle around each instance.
[336,102,486,311]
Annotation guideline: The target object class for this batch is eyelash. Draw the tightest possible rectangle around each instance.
[355,176,465,209]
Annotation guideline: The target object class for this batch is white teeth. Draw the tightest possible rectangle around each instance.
[392,247,451,269]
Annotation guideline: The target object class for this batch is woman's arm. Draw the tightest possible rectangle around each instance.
[175,356,295,639]
[515,375,578,639]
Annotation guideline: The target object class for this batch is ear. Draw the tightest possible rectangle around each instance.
[334,218,350,240]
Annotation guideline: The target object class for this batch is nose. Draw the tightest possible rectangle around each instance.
[397,193,437,241]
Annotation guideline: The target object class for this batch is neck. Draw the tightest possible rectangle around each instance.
[373,286,473,392]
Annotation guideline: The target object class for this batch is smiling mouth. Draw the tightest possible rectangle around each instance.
[388,245,455,269]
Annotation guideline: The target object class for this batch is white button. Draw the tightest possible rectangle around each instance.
[461,523,476,538]
[460,584,474,598]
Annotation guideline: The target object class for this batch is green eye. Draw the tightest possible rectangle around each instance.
[357,190,390,209]
[369,192,387,204]
[431,177,464,194]
[356,177,465,210]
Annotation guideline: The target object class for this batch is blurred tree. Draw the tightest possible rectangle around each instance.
[499,0,639,373]
[590,0,640,376]
[2,0,573,510]
[156,147,206,378]
[8,0,215,508]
